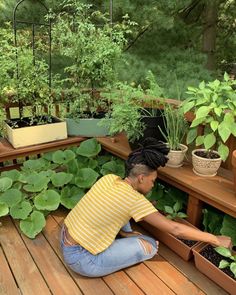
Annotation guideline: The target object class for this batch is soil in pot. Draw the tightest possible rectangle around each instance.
[179,238,197,247]
[195,150,220,159]
[6,116,58,128]
[200,244,235,280]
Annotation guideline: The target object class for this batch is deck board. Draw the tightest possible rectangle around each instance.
[0,208,228,295]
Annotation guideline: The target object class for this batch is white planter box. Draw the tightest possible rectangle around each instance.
[5,117,67,148]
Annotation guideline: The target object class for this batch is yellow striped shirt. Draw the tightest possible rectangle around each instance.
[64,174,157,254]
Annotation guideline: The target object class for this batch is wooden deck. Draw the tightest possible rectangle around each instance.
[0,207,227,295]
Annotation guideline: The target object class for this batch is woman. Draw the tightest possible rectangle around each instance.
[61,138,232,277]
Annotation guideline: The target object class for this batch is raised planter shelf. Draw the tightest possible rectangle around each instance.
[0,136,85,169]
[97,133,236,226]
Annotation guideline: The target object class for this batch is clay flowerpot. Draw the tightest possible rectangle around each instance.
[166,144,188,168]
[192,149,222,177]
[140,218,200,261]
[192,242,236,295]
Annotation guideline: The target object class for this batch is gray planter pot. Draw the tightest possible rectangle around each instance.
[66,117,109,137]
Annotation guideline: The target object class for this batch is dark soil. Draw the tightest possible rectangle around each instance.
[195,150,220,159]
[200,244,235,280]
[6,116,60,129]
[178,238,197,247]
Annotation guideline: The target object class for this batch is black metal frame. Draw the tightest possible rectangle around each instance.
[13,0,52,88]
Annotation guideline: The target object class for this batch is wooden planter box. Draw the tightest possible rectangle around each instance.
[5,117,67,148]
[192,242,236,295]
[66,117,109,137]
[140,218,200,261]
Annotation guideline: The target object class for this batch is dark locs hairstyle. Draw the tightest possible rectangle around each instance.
[125,137,170,177]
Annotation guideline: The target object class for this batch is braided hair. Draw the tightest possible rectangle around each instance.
[125,137,169,177]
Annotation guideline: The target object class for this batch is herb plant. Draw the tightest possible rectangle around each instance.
[164,200,188,220]
[159,104,189,150]
[214,246,236,278]
[182,73,236,161]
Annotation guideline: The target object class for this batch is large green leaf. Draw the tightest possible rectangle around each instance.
[0,189,22,207]
[218,121,232,142]
[74,168,99,188]
[186,128,197,144]
[23,173,50,192]
[52,150,76,164]
[203,133,216,150]
[76,138,101,157]
[1,170,21,182]
[218,143,229,161]
[101,160,125,178]
[0,177,13,192]
[66,159,79,174]
[22,158,50,171]
[51,172,73,187]
[20,211,46,238]
[61,185,84,209]
[0,202,9,217]
[195,106,210,119]
[34,190,61,211]
[10,201,32,219]
[221,215,236,246]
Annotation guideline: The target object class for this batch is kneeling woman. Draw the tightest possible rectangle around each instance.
[61,138,232,277]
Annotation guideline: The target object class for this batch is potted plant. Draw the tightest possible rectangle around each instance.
[192,243,236,294]
[140,182,200,261]
[182,73,236,176]
[100,76,167,148]
[52,0,133,137]
[158,103,189,168]
[0,20,67,148]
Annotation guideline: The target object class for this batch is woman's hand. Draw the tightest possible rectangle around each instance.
[214,235,233,249]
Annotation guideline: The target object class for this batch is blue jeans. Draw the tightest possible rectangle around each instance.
[60,223,158,277]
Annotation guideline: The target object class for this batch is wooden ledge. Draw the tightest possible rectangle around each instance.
[97,134,236,221]
[0,136,85,162]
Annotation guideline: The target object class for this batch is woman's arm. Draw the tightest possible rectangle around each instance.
[143,211,232,248]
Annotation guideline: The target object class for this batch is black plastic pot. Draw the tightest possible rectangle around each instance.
[129,109,166,150]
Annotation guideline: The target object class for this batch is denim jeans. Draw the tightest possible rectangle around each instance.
[60,222,158,277]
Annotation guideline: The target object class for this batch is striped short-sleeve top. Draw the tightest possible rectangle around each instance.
[64,174,157,254]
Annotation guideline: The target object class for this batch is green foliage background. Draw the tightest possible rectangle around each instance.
[0,0,235,100]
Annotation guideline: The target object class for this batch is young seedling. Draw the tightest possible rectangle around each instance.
[214,246,236,278]
[164,200,187,220]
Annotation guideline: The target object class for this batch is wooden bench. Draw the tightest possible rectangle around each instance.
[97,134,236,227]
[0,136,85,171]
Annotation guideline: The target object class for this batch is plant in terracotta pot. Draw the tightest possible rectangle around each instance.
[52,0,135,137]
[182,73,236,176]
[158,103,189,168]
[193,243,236,294]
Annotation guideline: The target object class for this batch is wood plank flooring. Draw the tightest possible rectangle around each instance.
[0,207,228,295]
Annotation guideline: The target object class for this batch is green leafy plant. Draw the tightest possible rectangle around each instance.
[214,246,236,278]
[52,0,136,118]
[159,104,189,150]
[0,138,125,238]
[164,200,188,220]
[99,82,146,143]
[182,73,236,161]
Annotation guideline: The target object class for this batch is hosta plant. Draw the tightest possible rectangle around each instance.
[182,73,236,161]
[0,138,125,238]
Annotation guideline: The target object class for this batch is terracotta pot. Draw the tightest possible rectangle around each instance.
[192,149,222,177]
[192,242,236,295]
[140,218,200,261]
[166,144,188,168]
[232,150,236,193]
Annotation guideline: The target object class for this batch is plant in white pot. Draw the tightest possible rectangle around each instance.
[182,73,236,176]
[158,104,189,168]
